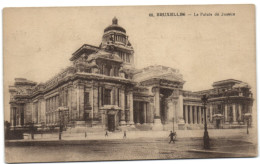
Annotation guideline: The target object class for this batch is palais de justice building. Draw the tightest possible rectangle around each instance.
[9,18,254,131]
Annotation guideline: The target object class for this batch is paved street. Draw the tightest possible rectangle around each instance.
[5,129,258,163]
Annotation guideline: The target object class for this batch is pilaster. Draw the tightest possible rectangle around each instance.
[185,105,189,124]
[232,104,237,124]
[128,90,134,125]
[189,106,193,124]
[225,104,228,123]
[120,88,126,126]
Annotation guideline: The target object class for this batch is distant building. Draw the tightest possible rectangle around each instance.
[9,18,254,131]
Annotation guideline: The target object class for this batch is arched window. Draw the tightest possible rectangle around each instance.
[104,89,111,105]
[114,67,119,76]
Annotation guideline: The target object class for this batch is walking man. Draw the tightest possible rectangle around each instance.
[123,131,127,139]
[169,131,176,144]
[105,131,108,137]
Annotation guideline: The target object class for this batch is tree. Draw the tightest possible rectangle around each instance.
[4,121,11,140]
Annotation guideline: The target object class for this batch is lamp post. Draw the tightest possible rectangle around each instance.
[244,113,251,135]
[58,107,69,140]
[201,95,210,149]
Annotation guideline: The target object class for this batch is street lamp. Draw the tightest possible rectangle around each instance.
[201,94,210,149]
[58,109,62,140]
[244,113,251,135]
[57,107,69,140]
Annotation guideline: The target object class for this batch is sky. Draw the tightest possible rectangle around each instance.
[3,5,256,121]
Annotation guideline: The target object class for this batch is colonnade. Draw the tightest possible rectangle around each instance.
[224,104,243,123]
[46,95,59,124]
[119,90,134,125]
[10,106,23,126]
[183,105,205,124]
[133,101,152,124]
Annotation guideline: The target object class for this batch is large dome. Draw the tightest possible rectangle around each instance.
[104,17,126,33]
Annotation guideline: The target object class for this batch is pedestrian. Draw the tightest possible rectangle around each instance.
[105,131,108,137]
[169,131,176,144]
[123,131,126,139]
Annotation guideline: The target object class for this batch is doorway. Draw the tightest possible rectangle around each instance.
[108,114,115,131]
[216,119,220,129]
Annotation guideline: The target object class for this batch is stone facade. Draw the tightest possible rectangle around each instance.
[8,18,254,131]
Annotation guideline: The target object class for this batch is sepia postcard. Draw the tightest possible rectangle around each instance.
[3,5,257,163]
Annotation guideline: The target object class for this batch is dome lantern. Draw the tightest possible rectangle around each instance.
[112,17,118,25]
[104,17,126,33]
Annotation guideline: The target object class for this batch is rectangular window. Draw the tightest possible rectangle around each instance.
[104,65,111,76]
[217,105,222,114]
[104,89,111,105]
[125,94,128,108]
[13,107,17,126]
[84,92,90,110]
[84,92,89,103]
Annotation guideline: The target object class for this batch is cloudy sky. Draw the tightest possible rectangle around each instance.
[3,5,256,121]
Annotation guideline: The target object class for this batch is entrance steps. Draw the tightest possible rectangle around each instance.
[64,126,105,134]
[134,124,153,131]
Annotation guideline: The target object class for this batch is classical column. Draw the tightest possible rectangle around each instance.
[79,85,85,120]
[143,103,147,124]
[128,91,134,125]
[154,87,160,120]
[115,88,118,106]
[93,85,99,119]
[200,106,204,124]
[168,100,174,124]
[177,95,184,124]
[76,85,80,120]
[120,89,126,126]
[185,105,188,124]
[194,106,197,124]
[225,104,228,123]
[54,96,56,110]
[98,87,102,107]
[68,87,72,122]
[189,106,193,124]
[111,87,115,105]
[10,107,13,126]
[152,87,163,131]
[209,104,213,123]
[52,99,55,123]
[198,106,201,124]
[18,107,22,126]
[146,103,151,123]
[136,102,140,124]
[238,104,242,121]
[233,104,237,123]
